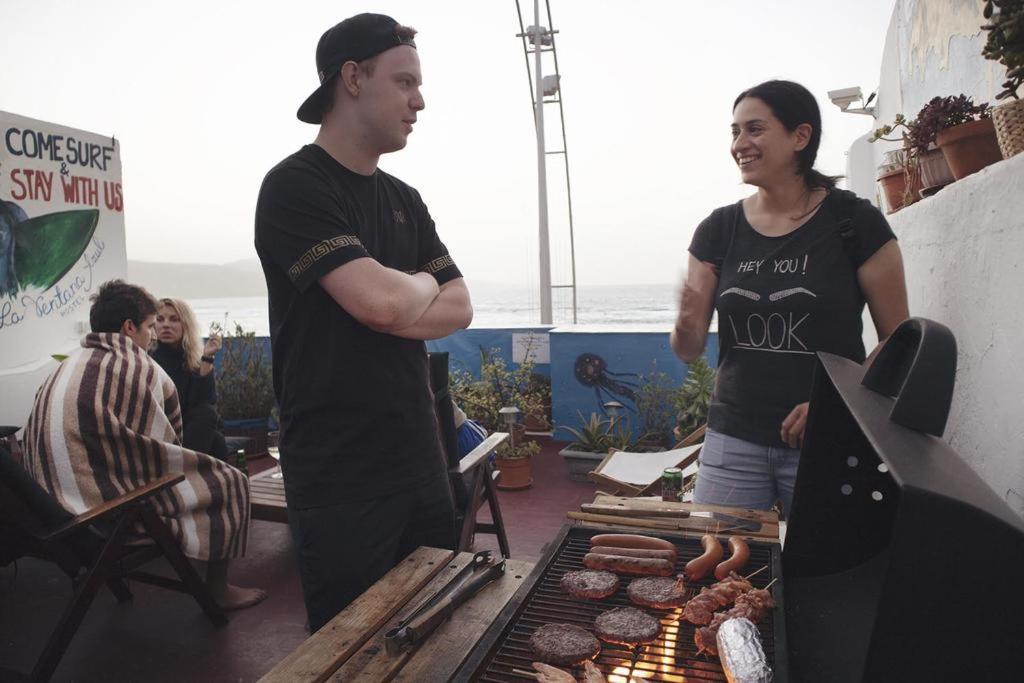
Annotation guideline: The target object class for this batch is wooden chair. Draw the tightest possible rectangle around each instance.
[0,445,226,682]
[428,352,512,557]
[587,423,707,497]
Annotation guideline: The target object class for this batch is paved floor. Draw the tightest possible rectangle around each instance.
[0,436,595,682]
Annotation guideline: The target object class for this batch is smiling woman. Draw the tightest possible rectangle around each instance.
[670,79,909,520]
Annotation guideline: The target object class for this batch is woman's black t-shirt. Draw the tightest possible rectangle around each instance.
[688,190,895,447]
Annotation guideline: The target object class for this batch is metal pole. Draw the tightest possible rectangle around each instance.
[533,0,552,324]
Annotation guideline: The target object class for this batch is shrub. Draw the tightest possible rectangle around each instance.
[216,323,275,421]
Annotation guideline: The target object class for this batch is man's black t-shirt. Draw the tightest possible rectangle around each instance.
[689,190,895,447]
[254,144,462,508]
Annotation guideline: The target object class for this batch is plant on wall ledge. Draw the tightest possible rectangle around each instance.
[982,0,1024,158]
[450,346,548,434]
[675,356,716,440]
[217,323,275,422]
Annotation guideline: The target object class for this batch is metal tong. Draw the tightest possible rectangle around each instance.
[383,549,505,656]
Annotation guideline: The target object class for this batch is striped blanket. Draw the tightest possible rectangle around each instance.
[22,333,249,560]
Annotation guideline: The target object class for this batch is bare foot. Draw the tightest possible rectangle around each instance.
[214,584,268,611]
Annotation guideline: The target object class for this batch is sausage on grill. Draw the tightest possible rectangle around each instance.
[589,534,676,552]
[714,537,750,580]
[685,534,724,581]
[583,553,674,576]
[590,546,677,562]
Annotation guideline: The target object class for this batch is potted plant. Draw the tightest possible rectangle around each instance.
[217,323,276,457]
[983,0,1024,158]
[919,95,1002,180]
[869,121,925,212]
[871,115,950,207]
[450,347,547,435]
[673,356,716,441]
[634,361,685,449]
[493,436,540,490]
[450,346,548,489]
[523,372,552,431]
[557,411,617,482]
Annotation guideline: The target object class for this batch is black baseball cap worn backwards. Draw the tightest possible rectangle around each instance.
[297,13,417,124]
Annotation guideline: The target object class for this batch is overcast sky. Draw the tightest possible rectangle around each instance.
[1,0,895,290]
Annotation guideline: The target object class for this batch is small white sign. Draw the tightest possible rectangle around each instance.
[512,332,550,364]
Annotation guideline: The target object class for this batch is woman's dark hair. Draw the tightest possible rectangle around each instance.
[733,80,840,190]
[89,279,159,333]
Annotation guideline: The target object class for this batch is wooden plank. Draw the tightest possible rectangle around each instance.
[593,494,779,524]
[569,508,779,541]
[324,555,534,682]
[456,432,508,475]
[259,546,455,683]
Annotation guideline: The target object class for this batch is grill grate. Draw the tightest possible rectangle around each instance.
[466,527,781,682]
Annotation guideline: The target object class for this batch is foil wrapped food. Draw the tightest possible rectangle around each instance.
[716,617,773,683]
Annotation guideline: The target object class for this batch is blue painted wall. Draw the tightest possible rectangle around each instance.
[426,327,552,379]
[242,327,718,438]
[549,329,718,436]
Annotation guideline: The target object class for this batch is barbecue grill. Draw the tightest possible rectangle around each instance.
[784,318,1024,681]
[454,525,785,682]
[455,318,1024,682]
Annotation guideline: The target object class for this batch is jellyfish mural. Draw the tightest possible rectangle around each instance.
[574,353,641,413]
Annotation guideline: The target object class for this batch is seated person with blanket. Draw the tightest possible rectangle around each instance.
[21,280,266,610]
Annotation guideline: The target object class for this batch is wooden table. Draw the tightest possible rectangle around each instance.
[568,493,782,542]
[249,468,287,523]
[259,547,534,682]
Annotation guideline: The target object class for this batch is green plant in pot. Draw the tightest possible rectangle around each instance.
[919,95,1001,180]
[557,411,617,482]
[217,323,275,456]
[674,356,716,441]
[559,411,614,453]
[869,115,924,212]
[982,0,1024,157]
[450,347,547,434]
[634,361,683,449]
[493,421,540,491]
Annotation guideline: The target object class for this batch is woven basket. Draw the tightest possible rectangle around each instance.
[993,98,1024,159]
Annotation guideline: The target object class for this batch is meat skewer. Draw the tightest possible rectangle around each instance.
[680,572,754,625]
[694,585,777,657]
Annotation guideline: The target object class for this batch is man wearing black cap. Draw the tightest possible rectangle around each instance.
[254,13,472,632]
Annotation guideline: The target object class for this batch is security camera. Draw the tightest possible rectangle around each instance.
[828,86,876,116]
[828,86,864,112]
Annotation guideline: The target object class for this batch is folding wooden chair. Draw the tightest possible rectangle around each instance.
[587,423,707,497]
[0,446,226,682]
[428,352,512,557]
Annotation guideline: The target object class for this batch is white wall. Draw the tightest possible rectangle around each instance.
[844,0,1024,517]
[848,0,1007,193]
[887,154,1024,516]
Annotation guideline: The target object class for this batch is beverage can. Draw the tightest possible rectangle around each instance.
[661,467,682,502]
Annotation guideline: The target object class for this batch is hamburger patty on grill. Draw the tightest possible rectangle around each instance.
[560,570,620,599]
[627,576,688,609]
[529,623,602,665]
[594,607,661,645]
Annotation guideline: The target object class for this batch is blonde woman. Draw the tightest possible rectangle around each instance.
[151,298,227,461]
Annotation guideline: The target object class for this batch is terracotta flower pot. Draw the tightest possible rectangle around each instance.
[877,167,908,214]
[936,118,1003,180]
[495,455,533,490]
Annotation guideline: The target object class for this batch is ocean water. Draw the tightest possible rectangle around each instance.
[187,283,679,336]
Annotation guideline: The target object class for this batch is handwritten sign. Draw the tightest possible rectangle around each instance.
[0,111,126,369]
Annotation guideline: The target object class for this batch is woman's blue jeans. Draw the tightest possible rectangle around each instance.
[693,427,801,518]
